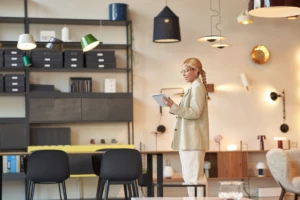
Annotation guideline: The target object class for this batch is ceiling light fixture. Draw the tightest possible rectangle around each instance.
[198,0,224,42]
[153,0,181,43]
[211,0,231,49]
[287,15,298,20]
[248,0,300,18]
[237,10,253,24]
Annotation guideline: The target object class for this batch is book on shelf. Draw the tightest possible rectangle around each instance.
[3,155,23,173]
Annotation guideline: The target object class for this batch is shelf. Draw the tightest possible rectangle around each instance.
[0,92,25,96]
[28,18,130,26]
[0,118,26,123]
[0,17,24,24]
[2,173,25,181]
[28,92,132,98]
[0,41,129,49]
[29,68,131,73]
[0,67,25,72]
[30,119,133,124]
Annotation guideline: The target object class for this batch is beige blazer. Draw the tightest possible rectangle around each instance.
[170,78,209,151]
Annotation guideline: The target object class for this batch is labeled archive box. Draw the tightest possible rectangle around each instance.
[104,79,116,93]
[31,49,63,68]
[85,50,116,69]
[4,74,25,92]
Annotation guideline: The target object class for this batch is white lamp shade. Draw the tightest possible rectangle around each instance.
[17,34,37,50]
[227,144,237,151]
[237,10,254,24]
[274,137,287,141]
[256,162,266,169]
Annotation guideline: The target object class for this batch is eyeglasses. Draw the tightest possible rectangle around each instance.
[180,68,195,75]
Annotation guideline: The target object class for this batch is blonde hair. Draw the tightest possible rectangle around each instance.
[183,57,210,100]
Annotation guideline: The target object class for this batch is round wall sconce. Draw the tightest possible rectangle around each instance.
[251,45,270,64]
[270,90,289,133]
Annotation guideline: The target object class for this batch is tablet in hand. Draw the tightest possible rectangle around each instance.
[152,93,168,107]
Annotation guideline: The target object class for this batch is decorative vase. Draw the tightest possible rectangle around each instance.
[109,3,128,20]
[163,159,174,179]
[218,181,243,200]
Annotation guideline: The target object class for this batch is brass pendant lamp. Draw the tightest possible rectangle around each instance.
[197,0,224,42]
[248,0,300,18]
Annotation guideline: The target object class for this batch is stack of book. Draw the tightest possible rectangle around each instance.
[2,155,25,173]
[70,77,92,92]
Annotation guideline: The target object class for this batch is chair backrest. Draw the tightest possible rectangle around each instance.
[91,148,112,176]
[26,150,70,183]
[100,149,142,181]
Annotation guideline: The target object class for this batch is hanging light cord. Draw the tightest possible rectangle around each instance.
[215,0,222,44]
[165,0,168,6]
[210,0,219,36]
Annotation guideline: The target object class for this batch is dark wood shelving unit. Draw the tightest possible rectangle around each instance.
[30,119,133,124]
[29,68,131,73]
[28,18,130,26]
[28,92,132,98]
[2,173,26,181]
[0,118,26,123]
[0,93,25,96]
[0,67,25,72]
[0,17,25,23]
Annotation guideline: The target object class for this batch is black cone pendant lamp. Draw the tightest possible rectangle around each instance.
[153,2,181,43]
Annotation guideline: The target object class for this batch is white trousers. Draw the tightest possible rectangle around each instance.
[179,150,207,197]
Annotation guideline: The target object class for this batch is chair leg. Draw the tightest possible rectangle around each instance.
[62,181,68,200]
[98,179,105,200]
[279,187,286,200]
[127,184,133,199]
[104,180,110,200]
[26,181,31,200]
[133,180,139,197]
[295,194,298,200]
[30,182,35,200]
[123,184,128,200]
[96,178,102,200]
[58,183,62,200]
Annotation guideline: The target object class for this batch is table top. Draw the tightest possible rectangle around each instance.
[132,198,252,200]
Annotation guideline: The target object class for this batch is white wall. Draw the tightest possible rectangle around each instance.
[1,0,300,199]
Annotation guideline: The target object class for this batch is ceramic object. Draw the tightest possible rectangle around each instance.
[163,159,174,179]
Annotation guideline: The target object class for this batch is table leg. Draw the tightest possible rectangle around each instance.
[146,154,153,197]
[0,155,2,200]
[157,153,163,197]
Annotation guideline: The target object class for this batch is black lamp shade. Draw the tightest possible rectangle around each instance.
[153,6,181,43]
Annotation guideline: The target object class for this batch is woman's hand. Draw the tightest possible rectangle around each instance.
[162,96,174,107]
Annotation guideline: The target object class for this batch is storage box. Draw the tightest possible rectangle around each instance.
[4,62,24,68]
[64,57,83,62]
[5,80,25,87]
[85,62,116,69]
[64,50,83,57]
[30,84,55,92]
[32,61,63,68]
[4,48,24,56]
[64,62,84,68]
[85,50,115,58]
[4,74,25,81]
[31,57,63,62]
[4,55,23,62]
[104,79,116,93]
[31,49,63,57]
[5,86,25,92]
[85,57,116,63]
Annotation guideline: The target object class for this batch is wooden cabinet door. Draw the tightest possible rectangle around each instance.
[54,98,81,121]
[0,124,27,149]
[30,98,55,122]
[217,151,248,178]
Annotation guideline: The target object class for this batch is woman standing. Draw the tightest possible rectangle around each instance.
[162,57,209,197]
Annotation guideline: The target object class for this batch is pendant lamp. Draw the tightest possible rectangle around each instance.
[153,3,181,43]
[211,0,231,49]
[17,34,37,50]
[237,10,253,24]
[248,0,300,18]
[198,0,224,42]
[45,37,63,52]
[81,34,100,52]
